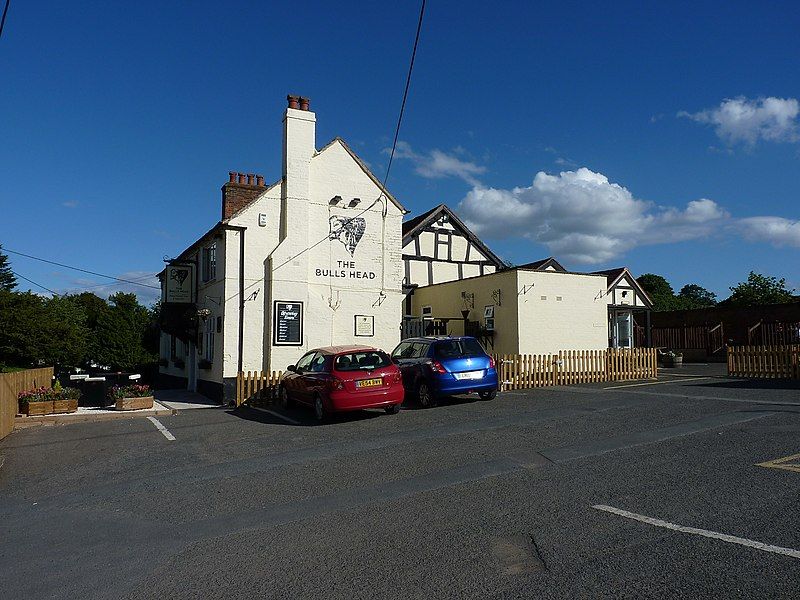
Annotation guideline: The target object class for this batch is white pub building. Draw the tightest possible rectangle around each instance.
[159,95,406,401]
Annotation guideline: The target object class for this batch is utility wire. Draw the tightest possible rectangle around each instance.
[0,0,10,40]
[3,248,162,289]
[11,270,60,297]
[273,0,426,271]
[382,0,425,191]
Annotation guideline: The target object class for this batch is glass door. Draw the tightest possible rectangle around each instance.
[615,312,632,348]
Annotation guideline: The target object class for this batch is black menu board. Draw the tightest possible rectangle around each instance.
[273,301,303,346]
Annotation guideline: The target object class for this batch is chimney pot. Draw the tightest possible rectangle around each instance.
[237,173,246,184]
[287,94,300,110]
[299,96,310,111]
[247,173,255,185]
[256,175,265,186]
[229,171,236,183]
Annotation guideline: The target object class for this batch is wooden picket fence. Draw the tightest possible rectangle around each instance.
[1,367,54,440]
[727,345,800,379]
[493,348,658,391]
[236,370,284,407]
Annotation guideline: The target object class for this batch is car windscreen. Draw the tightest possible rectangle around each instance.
[334,351,392,371]
[434,339,486,359]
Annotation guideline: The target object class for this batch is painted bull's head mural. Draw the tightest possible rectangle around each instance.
[328,216,366,256]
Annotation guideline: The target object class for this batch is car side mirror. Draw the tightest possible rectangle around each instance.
[287,365,296,373]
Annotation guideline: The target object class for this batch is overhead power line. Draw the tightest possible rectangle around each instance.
[11,270,60,296]
[0,0,10,40]
[4,248,161,289]
[273,0,426,271]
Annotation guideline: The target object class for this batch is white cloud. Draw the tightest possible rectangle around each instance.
[679,96,800,146]
[390,141,486,186]
[458,167,729,264]
[737,216,800,248]
[62,200,80,208]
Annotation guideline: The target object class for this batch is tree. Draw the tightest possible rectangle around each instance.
[636,273,681,311]
[677,284,717,309]
[70,292,111,364]
[94,292,158,370]
[0,291,88,368]
[726,272,795,307]
[0,244,17,291]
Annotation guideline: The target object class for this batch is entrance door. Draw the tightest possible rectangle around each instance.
[615,312,633,348]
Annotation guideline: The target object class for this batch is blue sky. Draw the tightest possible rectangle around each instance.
[1,0,798,305]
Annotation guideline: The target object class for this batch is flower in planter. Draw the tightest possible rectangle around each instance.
[18,386,55,404]
[108,384,152,400]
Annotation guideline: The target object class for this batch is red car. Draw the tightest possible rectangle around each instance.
[279,345,404,421]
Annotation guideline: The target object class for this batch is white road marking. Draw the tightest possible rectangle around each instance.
[146,416,176,441]
[249,406,301,425]
[592,504,800,560]
[603,377,710,389]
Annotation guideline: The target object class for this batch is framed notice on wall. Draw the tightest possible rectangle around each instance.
[354,315,375,337]
[273,301,303,346]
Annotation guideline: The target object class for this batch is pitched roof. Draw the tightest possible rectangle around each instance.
[517,257,567,273]
[316,137,407,214]
[401,204,505,269]
[591,267,653,307]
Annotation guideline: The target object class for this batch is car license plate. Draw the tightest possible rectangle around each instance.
[356,378,382,388]
[455,370,483,380]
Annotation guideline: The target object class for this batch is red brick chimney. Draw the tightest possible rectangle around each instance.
[222,171,266,220]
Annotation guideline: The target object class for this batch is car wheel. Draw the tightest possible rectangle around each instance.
[314,395,328,422]
[479,390,497,401]
[384,404,401,415]
[417,382,435,408]
[279,385,294,408]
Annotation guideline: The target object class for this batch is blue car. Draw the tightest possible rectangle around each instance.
[390,336,499,407]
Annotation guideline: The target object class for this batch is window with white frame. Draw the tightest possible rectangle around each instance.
[202,243,217,282]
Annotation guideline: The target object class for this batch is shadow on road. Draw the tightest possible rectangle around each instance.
[697,379,800,391]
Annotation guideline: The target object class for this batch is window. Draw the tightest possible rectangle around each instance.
[334,351,391,371]
[421,306,432,319]
[392,342,414,359]
[309,354,328,373]
[434,338,486,359]
[205,323,215,361]
[295,352,316,372]
[202,243,217,282]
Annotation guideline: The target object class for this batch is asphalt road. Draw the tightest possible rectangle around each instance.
[1,365,799,599]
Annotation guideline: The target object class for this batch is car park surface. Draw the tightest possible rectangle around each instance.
[1,365,798,599]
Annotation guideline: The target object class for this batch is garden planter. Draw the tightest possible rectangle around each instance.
[663,356,683,368]
[21,401,54,416]
[51,399,79,414]
[115,396,154,411]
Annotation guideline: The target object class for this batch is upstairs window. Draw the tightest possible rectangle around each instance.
[202,243,217,282]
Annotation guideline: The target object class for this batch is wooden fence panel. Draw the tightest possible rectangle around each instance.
[235,370,285,406]
[728,345,799,379]
[1,367,54,440]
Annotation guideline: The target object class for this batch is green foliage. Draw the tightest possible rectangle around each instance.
[677,284,717,309]
[93,292,158,370]
[636,273,681,311]
[726,272,795,307]
[108,384,151,400]
[0,288,158,372]
[0,245,17,291]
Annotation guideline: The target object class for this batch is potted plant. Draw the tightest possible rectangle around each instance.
[51,381,81,414]
[662,350,683,368]
[18,387,55,416]
[109,384,154,411]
